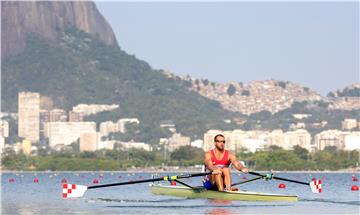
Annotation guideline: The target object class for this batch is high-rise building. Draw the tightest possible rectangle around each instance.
[69,111,84,122]
[39,110,50,140]
[50,109,67,122]
[80,132,99,152]
[18,92,40,142]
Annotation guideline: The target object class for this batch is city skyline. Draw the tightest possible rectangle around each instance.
[96,1,359,96]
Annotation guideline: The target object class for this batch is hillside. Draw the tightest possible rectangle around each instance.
[164,72,322,115]
[2,24,237,141]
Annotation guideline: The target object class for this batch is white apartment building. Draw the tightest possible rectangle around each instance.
[117,141,151,151]
[18,92,40,142]
[99,121,118,137]
[344,132,360,151]
[284,129,312,151]
[118,118,140,133]
[80,132,100,152]
[45,122,96,148]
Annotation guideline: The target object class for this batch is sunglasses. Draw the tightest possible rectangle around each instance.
[215,140,226,143]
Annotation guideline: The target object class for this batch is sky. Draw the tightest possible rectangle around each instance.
[95,1,359,96]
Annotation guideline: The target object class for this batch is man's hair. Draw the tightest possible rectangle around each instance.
[214,134,225,141]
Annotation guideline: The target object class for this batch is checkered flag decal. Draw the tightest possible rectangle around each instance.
[62,183,88,198]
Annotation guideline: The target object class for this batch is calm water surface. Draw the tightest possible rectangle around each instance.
[1,172,359,215]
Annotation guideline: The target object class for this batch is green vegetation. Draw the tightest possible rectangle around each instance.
[2,27,238,142]
[336,87,360,97]
[227,84,236,96]
[277,81,287,89]
[238,146,359,171]
[2,146,358,171]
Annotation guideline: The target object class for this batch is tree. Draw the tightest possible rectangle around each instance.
[278,81,287,89]
[227,84,236,96]
[203,79,209,86]
[170,146,203,161]
[293,145,309,160]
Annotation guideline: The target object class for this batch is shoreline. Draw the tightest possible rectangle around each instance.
[1,168,359,174]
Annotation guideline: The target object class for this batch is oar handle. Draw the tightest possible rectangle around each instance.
[249,171,309,186]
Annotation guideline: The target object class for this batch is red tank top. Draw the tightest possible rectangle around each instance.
[210,149,231,167]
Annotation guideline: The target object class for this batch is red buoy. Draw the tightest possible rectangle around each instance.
[278,183,286,189]
[351,185,359,191]
[61,178,67,183]
[352,175,359,182]
[170,181,177,186]
[99,175,104,179]
[33,178,39,183]
[93,179,99,184]
[8,178,15,183]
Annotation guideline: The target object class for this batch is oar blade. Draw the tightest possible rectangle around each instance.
[62,183,88,198]
[309,179,322,193]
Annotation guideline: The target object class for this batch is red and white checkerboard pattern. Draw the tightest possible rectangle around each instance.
[62,183,87,198]
[310,179,322,193]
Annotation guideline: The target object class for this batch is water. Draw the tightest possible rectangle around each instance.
[1,172,359,214]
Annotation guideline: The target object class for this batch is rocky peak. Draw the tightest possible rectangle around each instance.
[2,1,118,57]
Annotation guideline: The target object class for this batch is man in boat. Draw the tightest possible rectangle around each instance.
[203,134,249,191]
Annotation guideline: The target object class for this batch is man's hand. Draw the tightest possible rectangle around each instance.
[241,167,249,173]
[212,168,222,175]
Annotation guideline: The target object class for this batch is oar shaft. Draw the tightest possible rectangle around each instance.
[249,171,309,186]
[88,178,163,189]
[231,176,262,186]
[88,172,211,189]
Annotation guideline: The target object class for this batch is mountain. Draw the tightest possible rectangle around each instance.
[2,1,117,57]
[1,1,237,141]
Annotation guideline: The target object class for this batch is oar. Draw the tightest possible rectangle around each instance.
[231,176,262,187]
[62,172,212,198]
[249,171,322,193]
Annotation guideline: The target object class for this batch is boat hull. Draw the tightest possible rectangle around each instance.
[151,185,298,202]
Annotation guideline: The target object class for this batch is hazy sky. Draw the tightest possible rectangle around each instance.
[96,1,359,95]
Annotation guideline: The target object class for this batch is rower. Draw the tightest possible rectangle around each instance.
[203,134,249,191]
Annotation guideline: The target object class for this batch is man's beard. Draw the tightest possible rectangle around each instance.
[215,145,224,151]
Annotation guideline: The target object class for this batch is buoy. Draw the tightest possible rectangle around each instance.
[118,176,122,179]
[34,178,39,183]
[351,185,359,191]
[99,175,104,179]
[170,181,176,186]
[139,176,143,179]
[312,178,316,181]
[352,175,359,182]
[61,178,67,183]
[93,179,99,184]
[8,178,15,183]
[278,183,286,189]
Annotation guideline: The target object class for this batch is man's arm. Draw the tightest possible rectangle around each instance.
[204,152,222,174]
[229,153,249,173]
